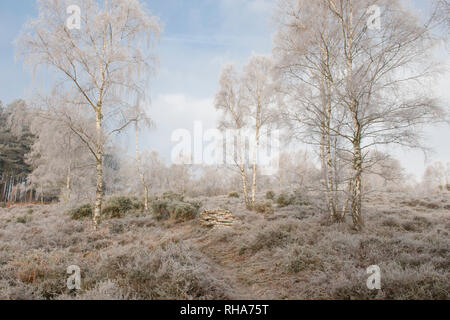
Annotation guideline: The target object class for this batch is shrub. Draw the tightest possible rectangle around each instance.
[168,201,199,222]
[254,201,274,214]
[17,216,30,224]
[283,245,322,274]
[10,250,69,299]
[161,191,184,202]
[0,202,5,208]
[101,241,230,299]
[276,193,293,208]
[102,196,145,219]
[424,202,440,210]
[446,184,450,191]
[102,197,133,219]
[109,221,126,234]
[188,200,203,212]
[26,208,34,215]
[402,222,417,232]
[382,218,400,228]
[266,191,275,200]
[228,192,240,198]
[241,225,291,254]
[276,191,309,207]
[151,199,170,220]
[68,204,92,220]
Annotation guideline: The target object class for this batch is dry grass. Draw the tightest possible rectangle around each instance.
[0,192,448,300]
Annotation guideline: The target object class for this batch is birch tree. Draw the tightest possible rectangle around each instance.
[132,96,152,211]
[274,0,445,230]
[324,0,443,229]
[242,55,279,206]
[274,0,345,221]
[16,0,160,228]
[27,110,95,203]
[215,64,251,207]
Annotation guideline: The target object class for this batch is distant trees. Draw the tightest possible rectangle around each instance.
[0,100,34,177]
[27,110,95,203]
[275,150,321,192]
[435,0,450,31]
[363,151,405,192]
[16,0,160,228]
[423,161,450,192]
[0,100,35,204]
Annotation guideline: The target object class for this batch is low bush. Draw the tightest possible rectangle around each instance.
[276,191,309,208]
[276,193,293,208]
[168,201,199,222]
[283,245,322,274]
[102,196,144,219]
[68,204,92,220]
[9,250,70,299]
[241,225,292,254]
[151,199,170,220]
[266,191,275,200]
[254,201,274,214]
[102,197,133,219]
[17,216,30,224]
[109,220,126,234]
[101,241,230,299]
[188,200,203,212]
[423,202,440,210]
[70,197,145,221]
[402,222,418,232]
[160,191,184,202]
[228,192,240,198]
[381,218,400,228]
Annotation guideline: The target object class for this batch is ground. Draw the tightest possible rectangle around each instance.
[0,191,448,300]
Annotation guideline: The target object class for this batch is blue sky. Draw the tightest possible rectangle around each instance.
[0,0,275,103]
[0,0,448,179]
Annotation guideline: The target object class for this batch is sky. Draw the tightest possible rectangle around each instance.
[0,0,448,181]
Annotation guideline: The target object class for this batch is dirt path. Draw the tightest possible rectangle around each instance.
[195,238,257,300]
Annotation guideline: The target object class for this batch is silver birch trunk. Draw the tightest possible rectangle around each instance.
[93,108,103,230]
[238,129,250,208]
[135,122,149,212]
[251,104,261,206]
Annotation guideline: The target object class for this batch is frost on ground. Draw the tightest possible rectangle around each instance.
[0,192,448,300]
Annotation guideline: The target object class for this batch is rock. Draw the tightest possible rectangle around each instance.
[199,209,235,228]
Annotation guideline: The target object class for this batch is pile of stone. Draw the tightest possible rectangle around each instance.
[199,209,235,228]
